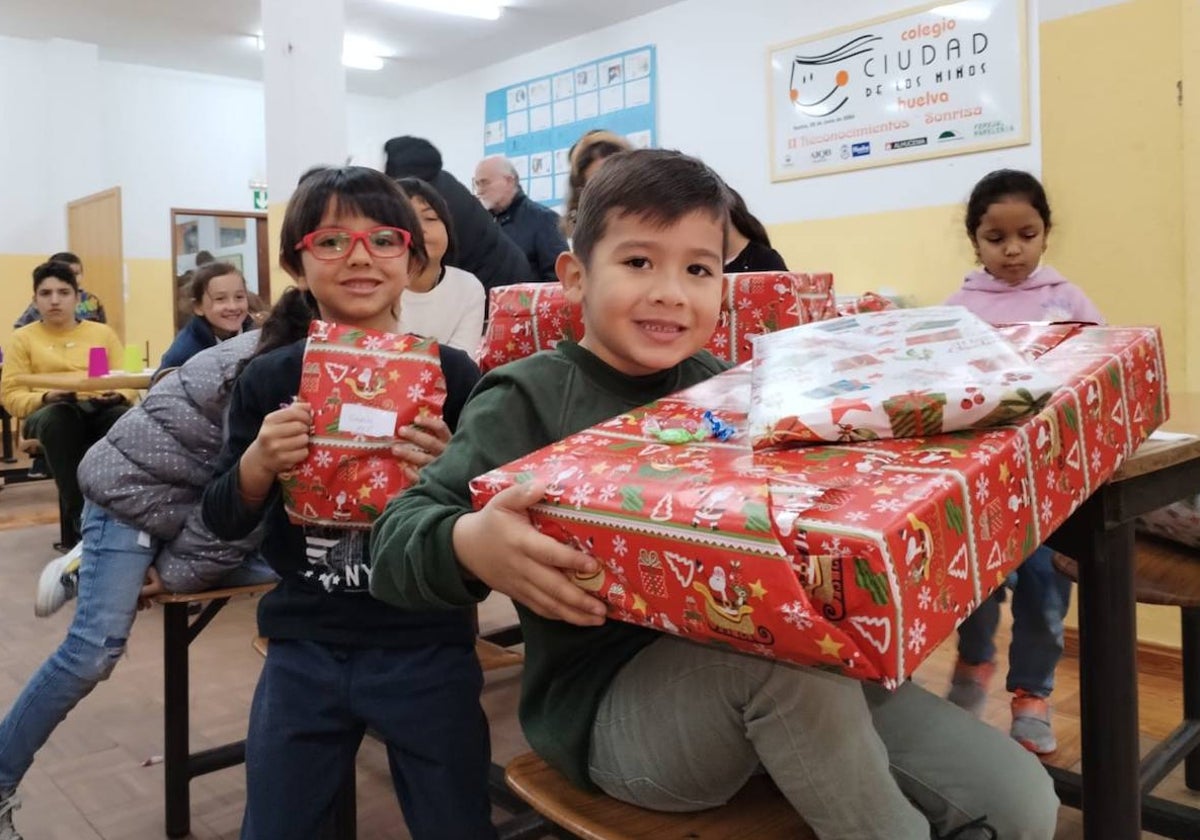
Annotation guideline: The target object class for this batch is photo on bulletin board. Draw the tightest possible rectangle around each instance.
[767,0,1029,181]
[484,45,656,209]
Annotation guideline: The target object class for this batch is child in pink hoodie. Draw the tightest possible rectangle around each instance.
[945,169,1103,756]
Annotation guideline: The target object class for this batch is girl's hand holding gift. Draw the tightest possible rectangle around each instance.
[393,415,451,483]
[239,400,312,505]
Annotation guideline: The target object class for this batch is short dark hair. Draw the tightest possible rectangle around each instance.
[965,169,1052,239]
[48,251,81,269]
[279,165,428,278]
[395,177,458,266]
[195,250,215,266]
[33,260,80,293]
[727,187,772,249]
[189,261,244,304]
[572,149,732,267]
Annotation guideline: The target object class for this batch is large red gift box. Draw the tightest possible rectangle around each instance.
[469,324,1166,686]
[476,272,835,372]
[282,320,446,529]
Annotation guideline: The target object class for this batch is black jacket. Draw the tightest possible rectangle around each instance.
[384,136,535,293]
[493,191,568,283]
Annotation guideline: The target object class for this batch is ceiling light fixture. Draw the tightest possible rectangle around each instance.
[252,33,390,71]
[380,0,505,21]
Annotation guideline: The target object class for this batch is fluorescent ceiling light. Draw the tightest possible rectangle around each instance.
[252,33,390,71]
[380,0,505,21]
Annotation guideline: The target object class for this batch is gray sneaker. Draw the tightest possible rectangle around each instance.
[1011,691,1057,754]
[0,789,23,840]
[946,658,996,718]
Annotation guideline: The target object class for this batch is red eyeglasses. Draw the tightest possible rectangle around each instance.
[296,227,412,261]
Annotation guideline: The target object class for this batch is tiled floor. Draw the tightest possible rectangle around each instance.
[0,477,1196,838]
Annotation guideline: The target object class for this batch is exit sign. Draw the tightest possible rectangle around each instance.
[252,188,268,210]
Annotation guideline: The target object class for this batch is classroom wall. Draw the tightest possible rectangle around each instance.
[0,39,398,362]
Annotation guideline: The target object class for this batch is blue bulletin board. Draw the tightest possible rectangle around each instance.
[483,45,657,209]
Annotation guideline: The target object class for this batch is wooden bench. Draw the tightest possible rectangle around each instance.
[1052,536,1200,838]
[152,582,276,839]
[502,752,816,840]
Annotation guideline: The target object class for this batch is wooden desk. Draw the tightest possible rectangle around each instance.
[1046,392,1200,839]
[10,369,154,391]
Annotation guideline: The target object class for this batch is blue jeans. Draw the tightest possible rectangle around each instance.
[0,502,276,792]
[956,546,1073,696]
[241,638,496,840]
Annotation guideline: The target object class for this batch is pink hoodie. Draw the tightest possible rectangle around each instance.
[944,265,1105,325]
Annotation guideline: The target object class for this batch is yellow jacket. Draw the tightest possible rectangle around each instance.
[1,320,138,417]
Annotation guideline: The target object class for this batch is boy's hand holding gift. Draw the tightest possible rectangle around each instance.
[453,481,606,626]
[281,320,448,528]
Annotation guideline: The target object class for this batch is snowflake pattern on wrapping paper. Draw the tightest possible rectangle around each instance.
[969,448,993,466]
[901,485,933,503]
[612,535,629,557]
[367,457,386,471]
[369,472,388,490]
[888,473,922,486]
[419,369,434,384]
[406,384,426,402]
[974,475,991,504]
[844,510,870,523]
[929,475,953,491]
[1013,445,1027,468]
[780,600,813,629]
[710,333,728,350]
[300,463,315,478]
[568,483,595,509]
[908,618,927,652]
[598,484,618,503]
[1041,497,1055,524]
[752,644,777,658]
[537,301,552,316]
[871,498,905,514]
[519,341,534,355]
[314,450,333,469]
[363,335,385,350]
[483,475,506,494]
[918,586,933,610]
[1091,448,1103,473]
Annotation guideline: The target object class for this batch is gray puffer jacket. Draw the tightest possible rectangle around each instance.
[78,331,264,592]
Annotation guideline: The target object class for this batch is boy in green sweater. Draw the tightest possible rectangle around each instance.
[370,149,1058,840]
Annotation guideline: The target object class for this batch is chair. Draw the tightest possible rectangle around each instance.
[502,752,816,840]
[1053,538,1200,836]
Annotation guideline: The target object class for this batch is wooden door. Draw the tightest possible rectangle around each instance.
[67,187,124,340]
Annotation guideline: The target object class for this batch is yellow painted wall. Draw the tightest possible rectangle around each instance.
[0,253,53,352]
[124,258,175,367]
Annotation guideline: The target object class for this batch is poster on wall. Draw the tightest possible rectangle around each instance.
[767,0,1028,181]
[484,45,656,209]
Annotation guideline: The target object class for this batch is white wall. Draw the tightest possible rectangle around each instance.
[389,0,1127,225]
[0,35,400,261]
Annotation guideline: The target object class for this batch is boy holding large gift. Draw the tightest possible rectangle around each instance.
[370,150,1057,840]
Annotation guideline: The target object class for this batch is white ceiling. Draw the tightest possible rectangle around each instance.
[0,0,683,98]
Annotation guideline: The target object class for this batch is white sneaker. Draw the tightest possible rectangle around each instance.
[34,543,83,618]
[0,789,23,840]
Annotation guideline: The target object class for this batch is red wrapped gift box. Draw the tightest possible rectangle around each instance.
[469,325,1166,686]
[282,320,446,529]
[476,272,835,372]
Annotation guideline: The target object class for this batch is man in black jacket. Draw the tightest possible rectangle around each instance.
[473,155,568,283]
[383,136,534,293]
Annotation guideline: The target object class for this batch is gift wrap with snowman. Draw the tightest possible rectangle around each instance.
[281,320,446,528]
[469,311,1167,685]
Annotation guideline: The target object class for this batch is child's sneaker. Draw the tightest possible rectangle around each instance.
[1011,690,1057,754]
[0,789,23,840]
[34,542,83,618]
[946,658,996,717]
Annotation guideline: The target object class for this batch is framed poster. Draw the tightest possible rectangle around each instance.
[767,0,1029,181]
[484,45,656,209]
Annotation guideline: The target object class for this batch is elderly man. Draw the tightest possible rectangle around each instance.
[473,155,568,283]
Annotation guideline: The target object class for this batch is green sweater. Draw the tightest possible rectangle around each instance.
[370,341,728,788]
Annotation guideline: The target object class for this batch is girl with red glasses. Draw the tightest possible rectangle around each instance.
[201,166,494,839]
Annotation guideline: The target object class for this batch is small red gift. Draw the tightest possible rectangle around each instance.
[282,320,445,529]
[476,272,836,371]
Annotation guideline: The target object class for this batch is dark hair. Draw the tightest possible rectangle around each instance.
[965,169,1052,239]
[563,130,633,236]
[224,287,317,394]
[395,177,458,267]
[48,251,81,268]
[279,165,429,279]
[32,260,80,293]
[572,149,732,268]
[195,250,215,266]
[727,187,772,249]
[189,261,245,305]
